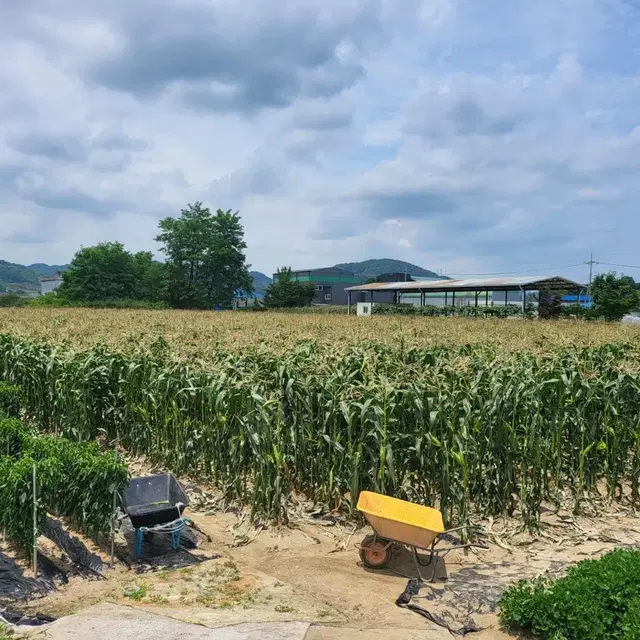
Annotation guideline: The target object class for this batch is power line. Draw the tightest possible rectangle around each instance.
[444,256,640,279]
[447,262,587,277]
[595,261,640,271]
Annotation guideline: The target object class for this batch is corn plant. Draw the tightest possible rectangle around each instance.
[0,331,639,531]
[0,382,21,418]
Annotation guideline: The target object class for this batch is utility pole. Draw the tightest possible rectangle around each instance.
[587,253,594,297]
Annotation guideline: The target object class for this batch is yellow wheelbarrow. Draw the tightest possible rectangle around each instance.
[356,491,485,582]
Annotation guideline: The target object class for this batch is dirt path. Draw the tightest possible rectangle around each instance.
[188,514,509,639]
[6,494,640,639]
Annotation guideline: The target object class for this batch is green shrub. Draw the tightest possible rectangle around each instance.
[0,293,28,308]
[622,597,640,640]
[0,383,21,418]
[28,292,70,308]
[0,454,42,556]
[0,417,28,456]
[271,305,347,315]
[28,295,168,309]
[499,548,640,639]
[560,304,602,321]
[240,304,349,314]
[372,303,523,318]
[75,298,169,309]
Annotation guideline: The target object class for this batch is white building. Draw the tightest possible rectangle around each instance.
[40,274,64,295]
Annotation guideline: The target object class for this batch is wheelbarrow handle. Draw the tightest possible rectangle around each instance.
[434,525,486,547]
[431,542,489,553]
[440,525,482,536]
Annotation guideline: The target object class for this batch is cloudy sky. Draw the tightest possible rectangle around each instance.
[1,0,639,279]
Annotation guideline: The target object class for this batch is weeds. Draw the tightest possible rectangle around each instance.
[124,584,148,601]
[0,623,13,639]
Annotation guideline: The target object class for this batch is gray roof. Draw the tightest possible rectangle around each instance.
[289,267,357,276]
[346,275,583,292]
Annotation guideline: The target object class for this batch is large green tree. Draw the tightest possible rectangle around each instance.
[58,243,167,303]
[59,242,138,302]
[133,251,168,302]
[155,203,253,309]
[264,267,315,308]
[592,272,640,321]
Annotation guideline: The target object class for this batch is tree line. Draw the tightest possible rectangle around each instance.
[27,203,315,310]
[36,203,254,309]
[1,200,638,317]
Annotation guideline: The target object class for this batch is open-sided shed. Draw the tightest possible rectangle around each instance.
[345,275,584,315]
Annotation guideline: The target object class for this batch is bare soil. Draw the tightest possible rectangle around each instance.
[4,495,640,640]
[4,459,640,639]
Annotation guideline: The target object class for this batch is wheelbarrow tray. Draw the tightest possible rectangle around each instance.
[123,473,189,530]
[357,491,444,550]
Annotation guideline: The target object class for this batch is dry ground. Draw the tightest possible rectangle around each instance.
[6,492,640,640]
[3,309,640,637]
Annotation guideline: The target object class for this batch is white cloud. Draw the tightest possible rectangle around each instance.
[0,0,639,280]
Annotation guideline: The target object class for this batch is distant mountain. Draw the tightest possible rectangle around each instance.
[251,271,271,286]
[4,258,442,296]
[27,263,69,277]
[333,259,447,281]
[250,271,271,293]
[0,260,41,293]
[0,261,70,294]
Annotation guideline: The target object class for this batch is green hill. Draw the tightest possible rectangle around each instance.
[250,271,271,293]
[333,259,446,280]
[0,261,69,294]
[27,263,69,277]
[0,260,41,293]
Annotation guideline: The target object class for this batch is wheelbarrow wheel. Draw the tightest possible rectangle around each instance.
[359,535,391,569]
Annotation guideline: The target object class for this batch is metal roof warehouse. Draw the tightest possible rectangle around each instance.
[345,275,584,314]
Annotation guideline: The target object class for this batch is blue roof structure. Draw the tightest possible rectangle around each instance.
[562,294,593,308]
[234,290,265,300]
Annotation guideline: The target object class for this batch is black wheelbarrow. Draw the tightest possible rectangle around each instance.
[123,473,190,559]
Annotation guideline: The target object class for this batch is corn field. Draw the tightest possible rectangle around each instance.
[1,308,638,359]
[1,309,640,530]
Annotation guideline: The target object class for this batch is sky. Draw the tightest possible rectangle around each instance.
[1,0,639,281]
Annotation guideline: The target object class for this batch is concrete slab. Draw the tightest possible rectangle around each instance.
[304,626,449,639]
[26,603,310,640]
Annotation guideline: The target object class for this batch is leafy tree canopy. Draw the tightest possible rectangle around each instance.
[58,242,166,303]
[592,272,640,321]
[133,251,168,303]
[155,203,253,309]
[264,267,315,308]
[59,242,138,302]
